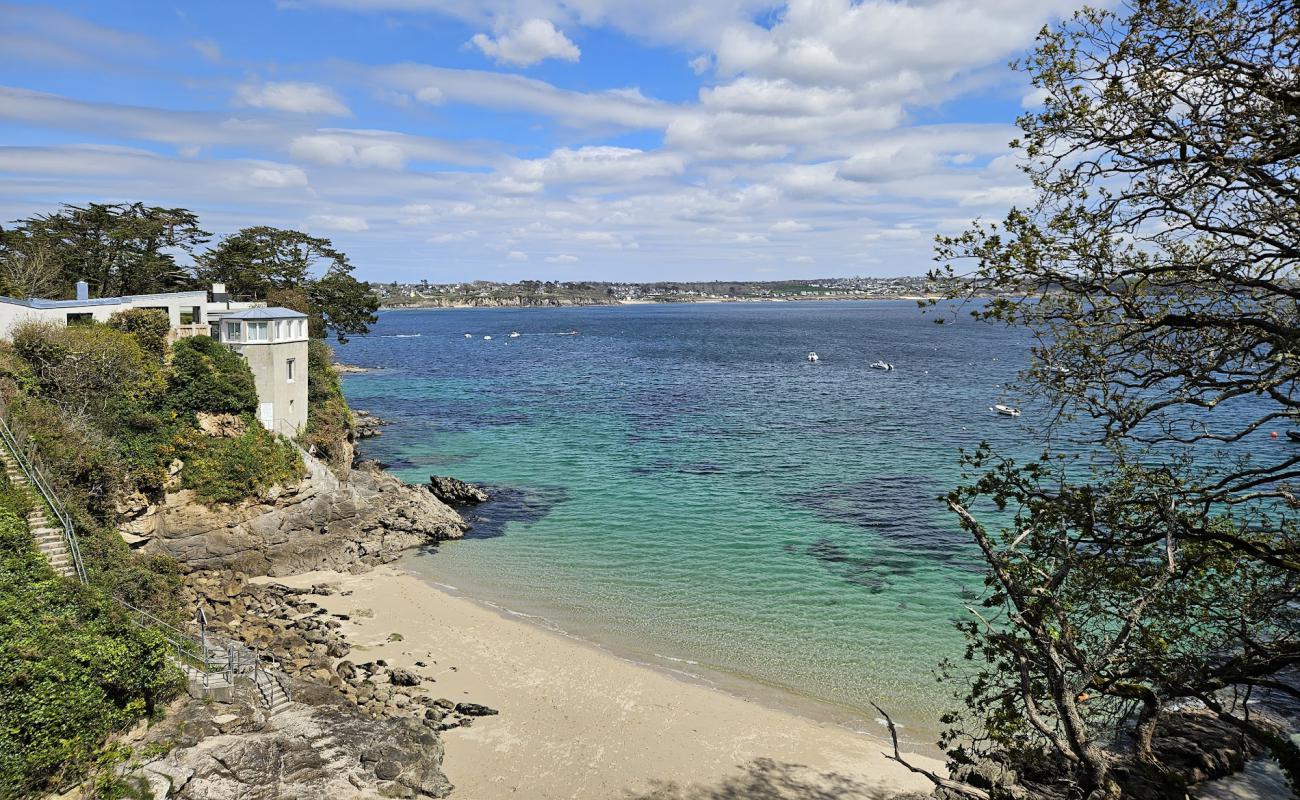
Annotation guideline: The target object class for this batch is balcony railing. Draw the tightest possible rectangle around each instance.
[168,323,212,343]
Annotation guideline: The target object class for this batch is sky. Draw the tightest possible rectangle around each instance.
[0,0,1082,283]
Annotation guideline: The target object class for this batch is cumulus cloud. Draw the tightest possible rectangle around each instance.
[506,250,529,261]
[235,81,351,116]
[545,253,579,263]
[470,19,580,66]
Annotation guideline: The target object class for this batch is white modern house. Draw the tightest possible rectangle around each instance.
[0,282,310,437]
[213,307,310,435]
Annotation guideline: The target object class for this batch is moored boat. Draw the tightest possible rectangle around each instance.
[807,352,819,362]
[991,404,1021,417]
[870,360,894,371]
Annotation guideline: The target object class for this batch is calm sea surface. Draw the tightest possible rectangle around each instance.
[331,300,1238,741]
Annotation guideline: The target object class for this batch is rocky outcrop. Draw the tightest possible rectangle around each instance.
[135,693,451,799]
[354,410,390,439]
[126,453,467,576]
[427,475,489,506]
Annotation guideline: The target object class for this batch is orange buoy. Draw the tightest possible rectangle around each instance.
[1273,431,1279,439]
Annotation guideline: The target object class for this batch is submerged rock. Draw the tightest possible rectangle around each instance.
[427,475,489,506]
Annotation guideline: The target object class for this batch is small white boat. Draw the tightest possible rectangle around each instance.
[464,333,472,338]
[991,404,1021,418]
[807,352,819,362]
[483,335,493,340]
[870,360,894,371]
[509,331,521,338]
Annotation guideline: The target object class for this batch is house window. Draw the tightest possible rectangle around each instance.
[296,319,305,337]
[286,358,296,383]
[226,321,242,340]
[180,306,201,325]
[247,322,269,342]
[275,321,284,339]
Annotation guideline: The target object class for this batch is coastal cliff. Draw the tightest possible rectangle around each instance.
[121,451,467,576]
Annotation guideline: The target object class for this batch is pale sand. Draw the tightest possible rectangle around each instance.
[266,565,942,800]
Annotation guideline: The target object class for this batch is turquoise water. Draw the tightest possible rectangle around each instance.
[335,301,1048,739]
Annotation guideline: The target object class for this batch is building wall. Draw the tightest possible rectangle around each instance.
[0,291,211,340]
[232,339,310,436]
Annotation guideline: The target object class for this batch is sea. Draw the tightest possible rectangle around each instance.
[331,299,1276,745]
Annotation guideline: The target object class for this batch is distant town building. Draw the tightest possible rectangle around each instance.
[0,282,309,438]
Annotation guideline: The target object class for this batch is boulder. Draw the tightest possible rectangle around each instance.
[389,668,421,687]
[427,476,489,506]
[453,702,498,717]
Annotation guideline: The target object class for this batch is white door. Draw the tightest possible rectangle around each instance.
[259,402,274,431]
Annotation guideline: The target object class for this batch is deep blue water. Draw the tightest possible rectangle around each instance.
[332,300,1273,738]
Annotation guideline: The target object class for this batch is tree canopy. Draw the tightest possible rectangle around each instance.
[0,202,208,298]
[916,1,1300,797]
[195,226,378,342]
[0,209,380,341]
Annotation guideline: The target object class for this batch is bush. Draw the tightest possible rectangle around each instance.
[180,419,304,504]
[166,336,258,417]
[107,309,170,361]
[7,397,127,519]
[302,338,353,468]
[0,485,180,797]
[11,322,164,423]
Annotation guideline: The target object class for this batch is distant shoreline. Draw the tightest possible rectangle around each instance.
[379,295,947,311]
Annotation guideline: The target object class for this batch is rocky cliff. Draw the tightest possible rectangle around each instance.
[123,453,467,576]
[134,689,452,800]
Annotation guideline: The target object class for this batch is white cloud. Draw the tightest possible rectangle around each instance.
[545,253,579,263]
[470,19,580,66]
[309,214,369,231]
[771,219,812,233]
[508,146,683,185]
[189,38,222,62]
[415,86,444,105]
[235,81,351,116]
[506,250,529,261]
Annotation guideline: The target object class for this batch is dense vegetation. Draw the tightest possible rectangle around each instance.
[0,314,315,796]
[0,205,379,342]
[0,468,180,798]
[303,338,353,469]
[921,1,1300,798]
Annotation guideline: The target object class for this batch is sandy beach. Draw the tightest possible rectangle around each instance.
[264,565,942,800]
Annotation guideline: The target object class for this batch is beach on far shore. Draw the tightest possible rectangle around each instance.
[262,565,943,800]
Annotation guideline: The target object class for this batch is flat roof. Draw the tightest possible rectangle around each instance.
[220,307,308,320]
[0,290,209,310]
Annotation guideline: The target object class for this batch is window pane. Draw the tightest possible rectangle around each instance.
[227,322,241,339]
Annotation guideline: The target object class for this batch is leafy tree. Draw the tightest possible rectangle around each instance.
[165,335,259,418]
[195,226,379,341]
[0,202,208,298]
[913,1,1300,797]
[0,239,61,299]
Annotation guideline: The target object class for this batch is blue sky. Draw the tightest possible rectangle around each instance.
[0,0,1080,282]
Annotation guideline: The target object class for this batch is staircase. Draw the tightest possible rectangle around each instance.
[1,412,293,715]
[255,669,294,715]
[0,417,85,582]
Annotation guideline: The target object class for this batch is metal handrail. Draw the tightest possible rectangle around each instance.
[0,413,88,583]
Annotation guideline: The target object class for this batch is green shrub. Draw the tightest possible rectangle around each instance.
[11,322,164,423]
[302,338,353,468]
[180,419,304,504]
[0,487,180,797]
[166,336,258,417]
[107,308,170,361]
